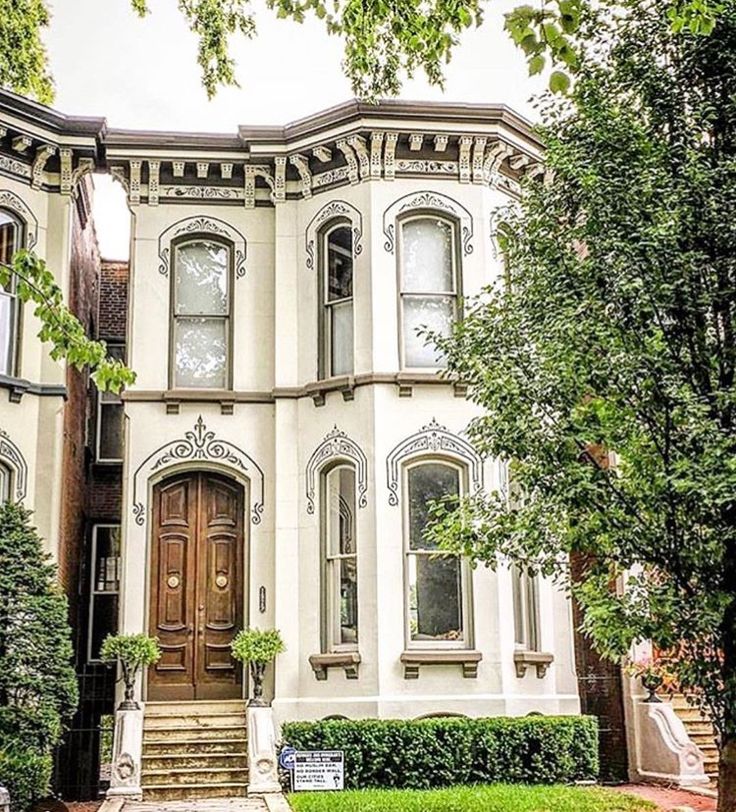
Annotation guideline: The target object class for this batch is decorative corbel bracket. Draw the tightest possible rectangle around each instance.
[513,650,554,679]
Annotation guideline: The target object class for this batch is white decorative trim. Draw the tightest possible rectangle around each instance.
[274,156,287,203]
[31,145,55,190]
[472,137,487,184]
[289,154,313,199]
[383,190,474,256]
[458,136,473,183]
[395,160,457,175]
[0,155,31,179]
[0,429,28,502]
[312,167,349,189]
[0,190,39,249]
[129,160,142,205]
[386,418,483,506]
[147,161,160,206]
[370,132,384,179]
[157,215,247,278]
[59,148,73,195]
[336,140,359,185]
[159,185,244,201]
[347,135,370,180]
[384,132,398,181]
[131,415,265,526]
[305,200,363,271]
[305,426,368,514]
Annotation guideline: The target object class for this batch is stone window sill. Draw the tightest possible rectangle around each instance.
[306,377,356,406]
[309,652,361,680]
[514,650,554,679]
[400,650,482,679]
[0,374,67,403]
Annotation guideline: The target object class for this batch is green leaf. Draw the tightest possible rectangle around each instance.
[549,69,570,93]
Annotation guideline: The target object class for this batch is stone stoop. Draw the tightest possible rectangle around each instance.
[671,694,720,784]
[141,700,249,801]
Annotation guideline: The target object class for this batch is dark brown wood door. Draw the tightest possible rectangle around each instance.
[148,471,245,700]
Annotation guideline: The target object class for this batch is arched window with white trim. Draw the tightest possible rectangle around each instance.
[398,215,460,368]
[320,222,354,378]
[321,463,359,651]
[171,237,233,389]
[403,458,471,648]
[0,209,23,377]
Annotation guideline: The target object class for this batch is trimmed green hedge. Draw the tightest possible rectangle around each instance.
[0,749,52,812]
[281,715,599,789]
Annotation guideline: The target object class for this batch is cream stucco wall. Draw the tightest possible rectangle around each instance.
[119,163,580,723]
[0,175,75,555]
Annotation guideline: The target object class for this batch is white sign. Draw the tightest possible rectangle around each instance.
[293,750,345,791]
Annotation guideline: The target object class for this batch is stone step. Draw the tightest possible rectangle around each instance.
[143,724,247,742]
[142,752,248,771]
[142,766,249,788]
[142,783,248,802]
[143,737,248,756]
[683,720,717,736]
[145,700,246,717]
[144,712,246,730]
[674,707,711,722]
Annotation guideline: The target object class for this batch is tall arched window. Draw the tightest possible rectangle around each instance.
[404,459,470,648]
[398,216,460,368]
[320,223,354,378]
[0,210,22,377]
[322,463,358,651]
[171,238,232,389]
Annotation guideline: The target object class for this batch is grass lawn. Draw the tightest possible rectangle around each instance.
[288,785,658,812]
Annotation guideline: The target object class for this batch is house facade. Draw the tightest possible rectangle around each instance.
[4,88,707,801]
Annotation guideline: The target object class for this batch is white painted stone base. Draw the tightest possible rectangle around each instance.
[630,699,710,787]
[107,706,144,801]
[247,705,281,796]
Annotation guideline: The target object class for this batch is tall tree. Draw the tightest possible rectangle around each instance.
[0,0,725,101]
[424,3,736,809]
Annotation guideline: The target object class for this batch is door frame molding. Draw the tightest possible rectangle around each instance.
[144,461,251,701]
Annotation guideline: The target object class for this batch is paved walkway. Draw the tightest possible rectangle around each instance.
[612,784,717,811]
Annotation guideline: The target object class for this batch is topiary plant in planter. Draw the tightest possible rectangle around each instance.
[101,634,161,710]
[231,628,285,706]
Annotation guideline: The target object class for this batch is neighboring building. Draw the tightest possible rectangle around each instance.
[11,88,708,801]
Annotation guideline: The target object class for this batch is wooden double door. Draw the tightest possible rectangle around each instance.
[148,471,245,700]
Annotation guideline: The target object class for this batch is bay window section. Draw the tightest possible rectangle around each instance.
[399,217,459,368]
[172,239,231,389]
[321,224,354,378]
[0,211,22,377]
[405,461,468,648]
[323,464,358,651]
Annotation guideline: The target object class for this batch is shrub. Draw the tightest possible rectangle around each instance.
[0,748,52,812]
[0,502,78,809]
[231,628,286,664]
[101,633,161,709]
[281,715,599,789]
[231,628,285,705]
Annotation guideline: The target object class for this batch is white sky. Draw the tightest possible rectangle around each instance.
[43,0,545,259]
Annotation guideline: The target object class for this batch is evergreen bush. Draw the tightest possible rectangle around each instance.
[281,715,598,789]
[0,502,78,811]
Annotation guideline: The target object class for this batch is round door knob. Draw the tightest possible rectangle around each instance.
[167,574,180,589]
[215,574,228,589]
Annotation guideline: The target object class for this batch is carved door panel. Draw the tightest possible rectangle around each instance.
[195,475,244,698]
[148,472,244,701]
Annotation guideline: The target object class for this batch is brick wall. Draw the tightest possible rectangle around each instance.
[58,180,100,636]
[98,261,129,341]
